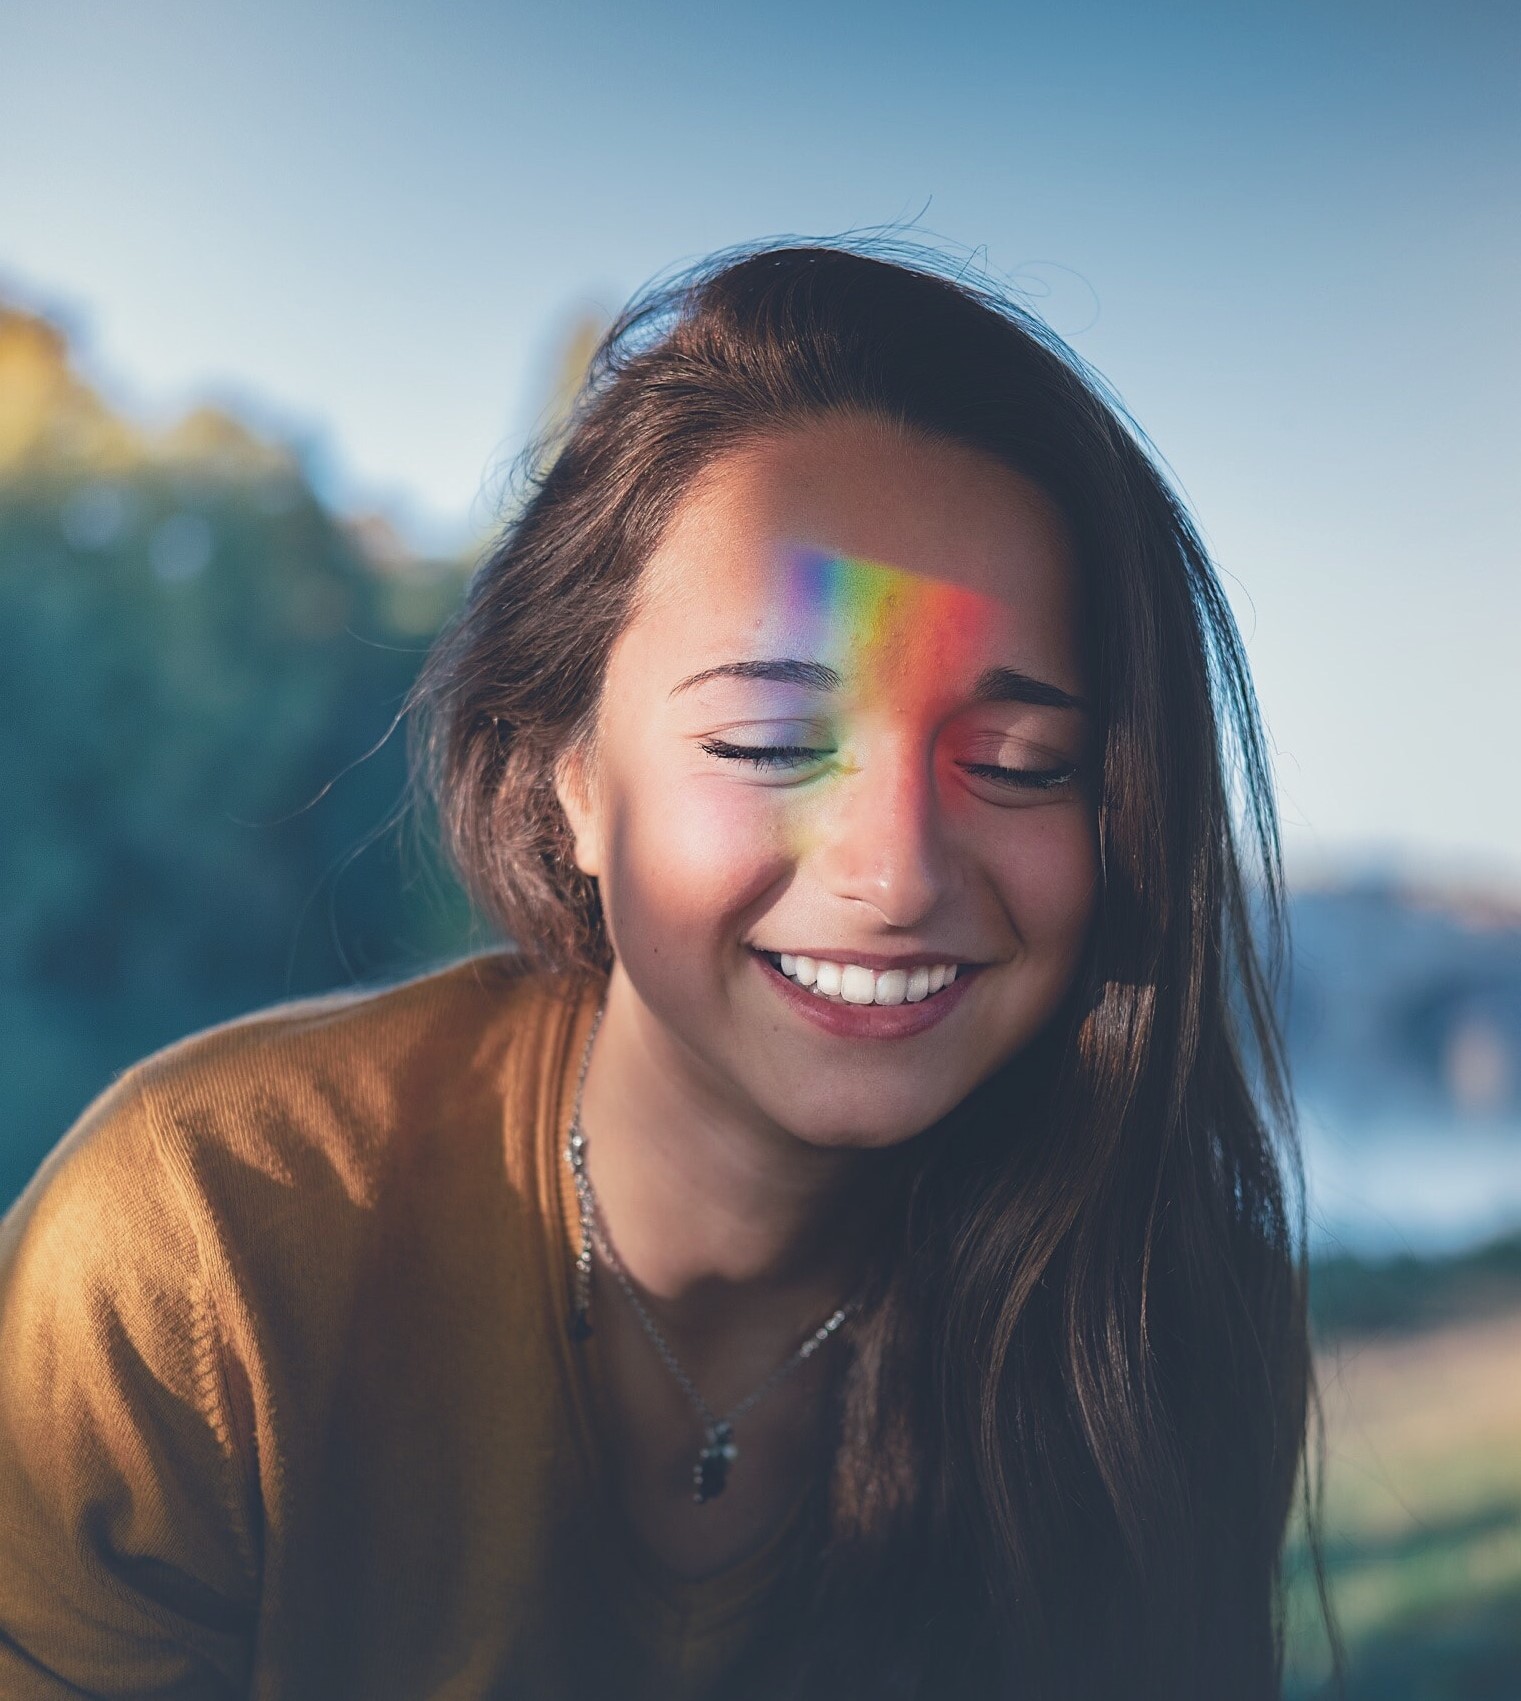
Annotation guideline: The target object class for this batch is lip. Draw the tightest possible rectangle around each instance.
[748,947,983,1040]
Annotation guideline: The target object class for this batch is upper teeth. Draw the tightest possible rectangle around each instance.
[775,953,960,1005]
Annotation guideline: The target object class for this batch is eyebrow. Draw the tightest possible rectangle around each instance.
[669,658,1086,712]
[968,665,1087,712]
[671,658,842,695]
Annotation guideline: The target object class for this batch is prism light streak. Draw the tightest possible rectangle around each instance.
[755,545,1000,860]
[775,545,990,701]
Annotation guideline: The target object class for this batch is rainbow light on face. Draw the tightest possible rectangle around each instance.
[770,543,993,711]
[752,545,1008,856]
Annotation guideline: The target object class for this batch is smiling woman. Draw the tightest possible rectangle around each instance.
[0,243,1334,1701]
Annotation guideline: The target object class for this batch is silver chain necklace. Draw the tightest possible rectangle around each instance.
[563,994,857,1504]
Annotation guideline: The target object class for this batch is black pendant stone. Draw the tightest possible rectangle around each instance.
[693,1422,738,1504]
[694,1447,729,1502]
[567,1306,592,1341]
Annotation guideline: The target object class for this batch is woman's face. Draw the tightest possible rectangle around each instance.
[557,412,1100,1149]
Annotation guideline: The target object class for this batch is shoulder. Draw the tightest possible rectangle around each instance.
[2,950,591,1341]
[0,945,595,1461]
[0,953,599,1684]
[127,948,576,1187]
[1,1065,187,1366]
[133,948,568,1130]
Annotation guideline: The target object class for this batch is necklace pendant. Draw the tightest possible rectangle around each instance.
[693,1422,739,1504]
[567,1305,592,1341]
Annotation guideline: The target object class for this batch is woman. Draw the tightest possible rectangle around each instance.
[0,243,1333,1699]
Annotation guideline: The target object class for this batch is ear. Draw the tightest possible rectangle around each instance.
[553,740,605,879]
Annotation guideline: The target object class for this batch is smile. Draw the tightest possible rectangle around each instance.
[748,947,983,1040]
[758,951,963,1006]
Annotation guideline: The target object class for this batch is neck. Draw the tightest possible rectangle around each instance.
[575,964,891,1337]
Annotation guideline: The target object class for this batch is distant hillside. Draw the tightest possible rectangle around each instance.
[1310,1224,1521,1340]
[1285,875,1521,1124]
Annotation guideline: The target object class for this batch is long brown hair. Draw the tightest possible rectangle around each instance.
[408,241,1337,1699]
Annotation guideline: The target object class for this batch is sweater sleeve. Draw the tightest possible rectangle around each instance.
[0,1070,259,1698]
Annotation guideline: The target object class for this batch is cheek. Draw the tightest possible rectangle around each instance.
[599,773,788,966]
[984,804,1101,958]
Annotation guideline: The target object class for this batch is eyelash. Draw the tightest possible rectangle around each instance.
[700,741,820,769]
[698,740,1079,792]
[960,760,1079,791]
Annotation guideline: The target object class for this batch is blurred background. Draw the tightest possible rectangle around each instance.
[3,1,1517,1692]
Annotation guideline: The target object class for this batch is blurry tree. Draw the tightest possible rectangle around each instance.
[0,305,479,1206]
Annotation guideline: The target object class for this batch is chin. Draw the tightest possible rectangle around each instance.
[763,1090,961,1153]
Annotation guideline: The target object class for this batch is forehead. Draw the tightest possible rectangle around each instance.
[630,414,1084,688]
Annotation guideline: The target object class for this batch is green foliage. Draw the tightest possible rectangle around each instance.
[1311,1231,1521,1342]
[0,468,480,1206]
[1282,1369,1521,1701]
[1284,1243,1521,1701]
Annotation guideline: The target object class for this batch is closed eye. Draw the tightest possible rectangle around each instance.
[699,739,829,771]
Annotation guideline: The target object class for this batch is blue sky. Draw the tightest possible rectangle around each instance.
[4,0,1517,881]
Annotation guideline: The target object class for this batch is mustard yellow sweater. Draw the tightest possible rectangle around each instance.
[0,954,812,1699]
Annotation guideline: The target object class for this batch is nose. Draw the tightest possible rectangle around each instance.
[809,726,951,929]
